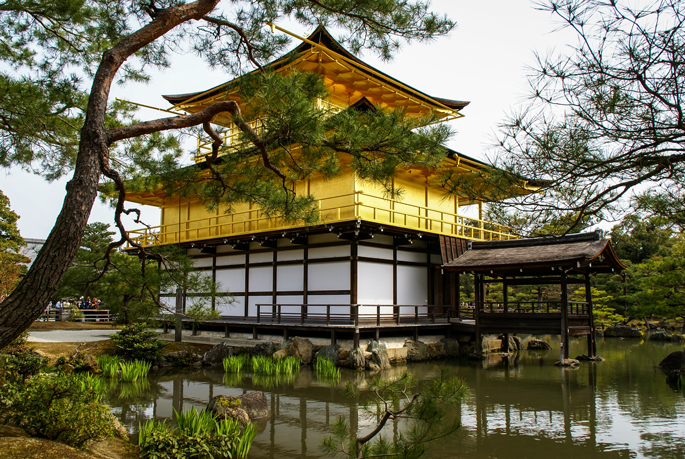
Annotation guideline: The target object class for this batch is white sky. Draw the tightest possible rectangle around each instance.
[1,0,577,239]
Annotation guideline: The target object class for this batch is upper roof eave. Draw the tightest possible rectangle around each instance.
[162,25,469,112]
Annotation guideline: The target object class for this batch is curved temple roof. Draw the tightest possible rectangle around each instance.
[162,25,469,119]
[442,231,627,276]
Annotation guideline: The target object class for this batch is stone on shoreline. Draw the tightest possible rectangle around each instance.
[208,391,269,421]
[527,339,552,350]
[202,342,233,365]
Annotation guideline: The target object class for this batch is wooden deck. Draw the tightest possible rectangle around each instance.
[177,301,593,350]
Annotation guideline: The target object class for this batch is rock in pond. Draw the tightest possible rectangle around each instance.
[288,337,314,364]
[208,392,269,421]
[202,342,233,365]
[404,340,429,361]
[315,344,341,365]
[555,359,580,367]
[349,347,366,370]
[441,338,460,357]
[251,342,276,357]
[527,339,552,350]
[369,348,391,371]
[658,351,685,371]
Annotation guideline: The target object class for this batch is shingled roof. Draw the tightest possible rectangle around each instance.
[442,231,627,275]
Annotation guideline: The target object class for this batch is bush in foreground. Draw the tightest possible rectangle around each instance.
[138,407,256,459]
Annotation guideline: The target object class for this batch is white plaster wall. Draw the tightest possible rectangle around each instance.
[159,295,175,309]
[277,264,304,291]
[308,245,349,259]
[358,245,393,260]
[215,254,246,266]
[250,252,273,263]
[307,295,351,318]
[308,262,349,290]
[397,265,428,315]
[248,295,272,317]
[275,295,304,316]
[215,268,245,293]
[249,266,273,292]
[218,296,244,316]
[358,261,393,305]
[193,257,214,268]
[397,250,426,263]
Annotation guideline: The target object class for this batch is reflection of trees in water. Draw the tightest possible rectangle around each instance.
[104,377,168,434]
[103,339,685,458]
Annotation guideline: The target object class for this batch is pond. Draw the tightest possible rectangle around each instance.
[105,336,685,459]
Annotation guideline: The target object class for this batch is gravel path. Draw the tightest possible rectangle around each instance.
[27,329,119,343]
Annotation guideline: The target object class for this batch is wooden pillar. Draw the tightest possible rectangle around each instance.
[586,272,596,357]
[456,273,461,318]
[503,275,509,352]
[474,273,482,355]
[175,288,183,343]
[560,271,569,360]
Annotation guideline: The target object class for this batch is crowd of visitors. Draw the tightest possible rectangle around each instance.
[48,296,102,310]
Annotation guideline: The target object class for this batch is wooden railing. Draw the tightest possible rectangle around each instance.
[255,304,451,327]
[126,191,516,248]
[37,309,116,322]
[477,301,590,315]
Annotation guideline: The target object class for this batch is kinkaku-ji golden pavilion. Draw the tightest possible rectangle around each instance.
[124,26,541,343]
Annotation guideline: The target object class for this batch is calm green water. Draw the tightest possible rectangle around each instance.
[106,336,685,459]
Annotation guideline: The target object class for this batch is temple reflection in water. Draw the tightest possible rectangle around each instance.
[105,336,685,459]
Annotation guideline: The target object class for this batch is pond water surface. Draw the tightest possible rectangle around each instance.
[105,336,685,459]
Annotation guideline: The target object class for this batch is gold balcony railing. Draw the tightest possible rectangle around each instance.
[125,191,516,248]
[194,98,346,162]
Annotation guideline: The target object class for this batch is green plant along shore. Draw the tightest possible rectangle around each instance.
[138,408,256,459]
[0,324,259,457]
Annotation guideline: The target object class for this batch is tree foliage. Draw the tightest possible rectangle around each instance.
[55,222,231,323]
[0,190,29,301]
[478,0,685,231]
[0,0,457,348]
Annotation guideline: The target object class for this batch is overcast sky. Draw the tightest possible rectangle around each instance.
[2,0,577,239]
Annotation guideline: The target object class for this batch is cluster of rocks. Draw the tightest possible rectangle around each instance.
[648,329,685,342]
[200,336,473,371]
[603,324,644,338]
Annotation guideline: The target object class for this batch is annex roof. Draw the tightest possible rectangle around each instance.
[442,231,627,276]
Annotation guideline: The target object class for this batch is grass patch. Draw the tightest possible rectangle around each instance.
[251,355,300,375]
[223,355,250,373]
[119,360,152,382]
[315,357,341,384]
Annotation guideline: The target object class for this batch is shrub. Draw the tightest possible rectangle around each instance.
[0,352,48,384]
[138,408,256,459]
[1,372,116,448]
[111,323,165,361]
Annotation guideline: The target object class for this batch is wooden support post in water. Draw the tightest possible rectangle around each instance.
[474,274,482,355]
[253,326,258,340]
[224,325,230,338]
[560,271,569,360]
[175,288,183,343]
[586,272,596,357]
[353,328,360,349]
[331,329,336,345]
